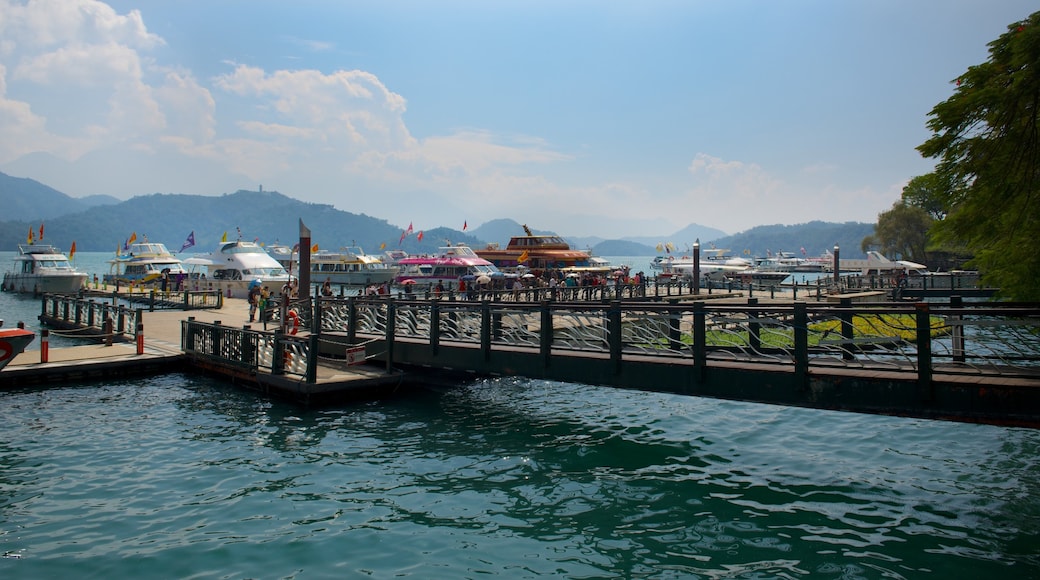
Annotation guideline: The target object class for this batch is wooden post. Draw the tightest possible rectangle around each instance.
[299,219,312,299]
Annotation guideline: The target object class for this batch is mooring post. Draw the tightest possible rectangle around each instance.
[40,328,49,363]
[346,297,357,345]
[273,329,285,375]
[747,298,761,352]
[306,333,319,383]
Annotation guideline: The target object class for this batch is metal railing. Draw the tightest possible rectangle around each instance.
[39,294,144,341]
[314,296,1040,381]
[181,318,318,382]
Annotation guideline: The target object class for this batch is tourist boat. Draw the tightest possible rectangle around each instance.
[0,326,34,371]
[188,239,291,299]
[104,241,189,287]
[476,224,595,272]
[267,246,398,286]
[310,247,398,286]
[652,248,753,281]
[394,244,503,286]
[2,244,88,294]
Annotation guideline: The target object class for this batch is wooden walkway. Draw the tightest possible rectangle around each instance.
[1,298,406,401]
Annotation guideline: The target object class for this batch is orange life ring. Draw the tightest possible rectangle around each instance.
[287,309,299,335]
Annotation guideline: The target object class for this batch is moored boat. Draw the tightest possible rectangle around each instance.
[2,244,87,294]
[394,244,503,287]
[476,224,595,273]
[0,326,35,371]
[104,241,188,288]
[269,246,399,286]
[188,238,291,299]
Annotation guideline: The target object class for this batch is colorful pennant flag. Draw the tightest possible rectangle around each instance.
[417,231,424,242]
[311,243,319,253]
[463,221,468,231]
[518,250,530,263]
[180,231,195,253]
[128,232,137,245]
[221,231,228,243]
[69,241,77,260]
[27,227,33,245]
[39,223,44,241]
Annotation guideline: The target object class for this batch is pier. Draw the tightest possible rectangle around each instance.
[3,288,1039,427]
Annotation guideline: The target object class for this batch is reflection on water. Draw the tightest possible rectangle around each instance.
[1,373,1039,577]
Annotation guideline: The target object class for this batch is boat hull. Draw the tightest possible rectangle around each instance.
[0,328,35,371]
[2,272,87,294]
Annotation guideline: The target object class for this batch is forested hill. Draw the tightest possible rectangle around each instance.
[0,173,874,256]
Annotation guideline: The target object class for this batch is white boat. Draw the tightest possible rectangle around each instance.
[2,244,87,294]
[652,249,753,281]
[309,247,398,286]
[189,239,291,299]
[269,246,399,286]
[104,241,188,288]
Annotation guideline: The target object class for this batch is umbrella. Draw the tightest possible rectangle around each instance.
[461,274,476,281]
[249,279,263,288]
[521,273,536,278]
[399,279,417,285]
[476,275,492,284]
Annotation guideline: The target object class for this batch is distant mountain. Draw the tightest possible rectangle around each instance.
[0,172,876,258]
[706,221,874,259]
[0,171,117,221]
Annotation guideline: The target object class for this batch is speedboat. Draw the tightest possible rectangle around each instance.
[189,239,291,299]
[0,325,35,371]
[2,243,87,294]
[104,241,188,287]
[395,244,503,286]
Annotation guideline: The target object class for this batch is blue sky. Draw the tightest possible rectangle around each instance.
[0,1,1034,237]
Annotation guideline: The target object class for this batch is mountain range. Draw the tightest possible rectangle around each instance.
[0,172,874,258]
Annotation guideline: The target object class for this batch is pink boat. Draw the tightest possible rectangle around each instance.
[394,244,504,287]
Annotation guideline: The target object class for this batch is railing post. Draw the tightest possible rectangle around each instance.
[793,302,808,383]
[840,297,855,360]
[950,296,965,363]
[915,302,933,398]
[306,333,319,383]
[608,301,623,374]
[241,324,254,367]
[692,302,706,382]
[212,320,222,358]
[273,329,285,375]
[480,300,492,361]
[747,298,761,352]
[668,299,682,352]
[385,299,396,373]
[430,300,441,354]
[540,300,553,368]
[347,297,357,344]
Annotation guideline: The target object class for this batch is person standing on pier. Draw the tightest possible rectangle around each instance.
[248,283,261,322]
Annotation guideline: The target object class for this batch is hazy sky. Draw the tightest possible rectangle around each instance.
[0,1,1033,236]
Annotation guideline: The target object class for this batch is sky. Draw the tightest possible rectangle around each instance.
[0,1,1035,237]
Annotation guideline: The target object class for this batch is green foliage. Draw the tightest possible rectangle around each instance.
[871,201,933,262]
[917,12,1040,300]
[901,173,951,220]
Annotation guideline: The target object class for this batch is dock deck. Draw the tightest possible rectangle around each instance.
[1,298,407,401]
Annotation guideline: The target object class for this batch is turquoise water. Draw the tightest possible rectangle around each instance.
[3,252,1040,577]
[1,373,1039,578]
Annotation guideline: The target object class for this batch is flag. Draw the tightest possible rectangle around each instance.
[399,230,407,245]
[801,247,807,256]
[518,250,530,263]
[128,232,137,245]
[39,223,44,241]
[406,222,414,235]
[417,231,424,242]
[27,227,33,245]
[463,221,468,231]
[655,243,663,252]
[311,243,319,253]
[180,231,195,253]
[380,242,386,250]
[123,238,129,252]
[69,241,77,260]
[221,231,227,242]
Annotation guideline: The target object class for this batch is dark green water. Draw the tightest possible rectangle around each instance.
[1,373,1038,578]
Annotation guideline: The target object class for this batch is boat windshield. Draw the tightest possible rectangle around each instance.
[243,267,288,277]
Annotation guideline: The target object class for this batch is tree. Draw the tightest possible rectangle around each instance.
[871,201,933,262]
[901,173,951,221]
[917,12,1040,300]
